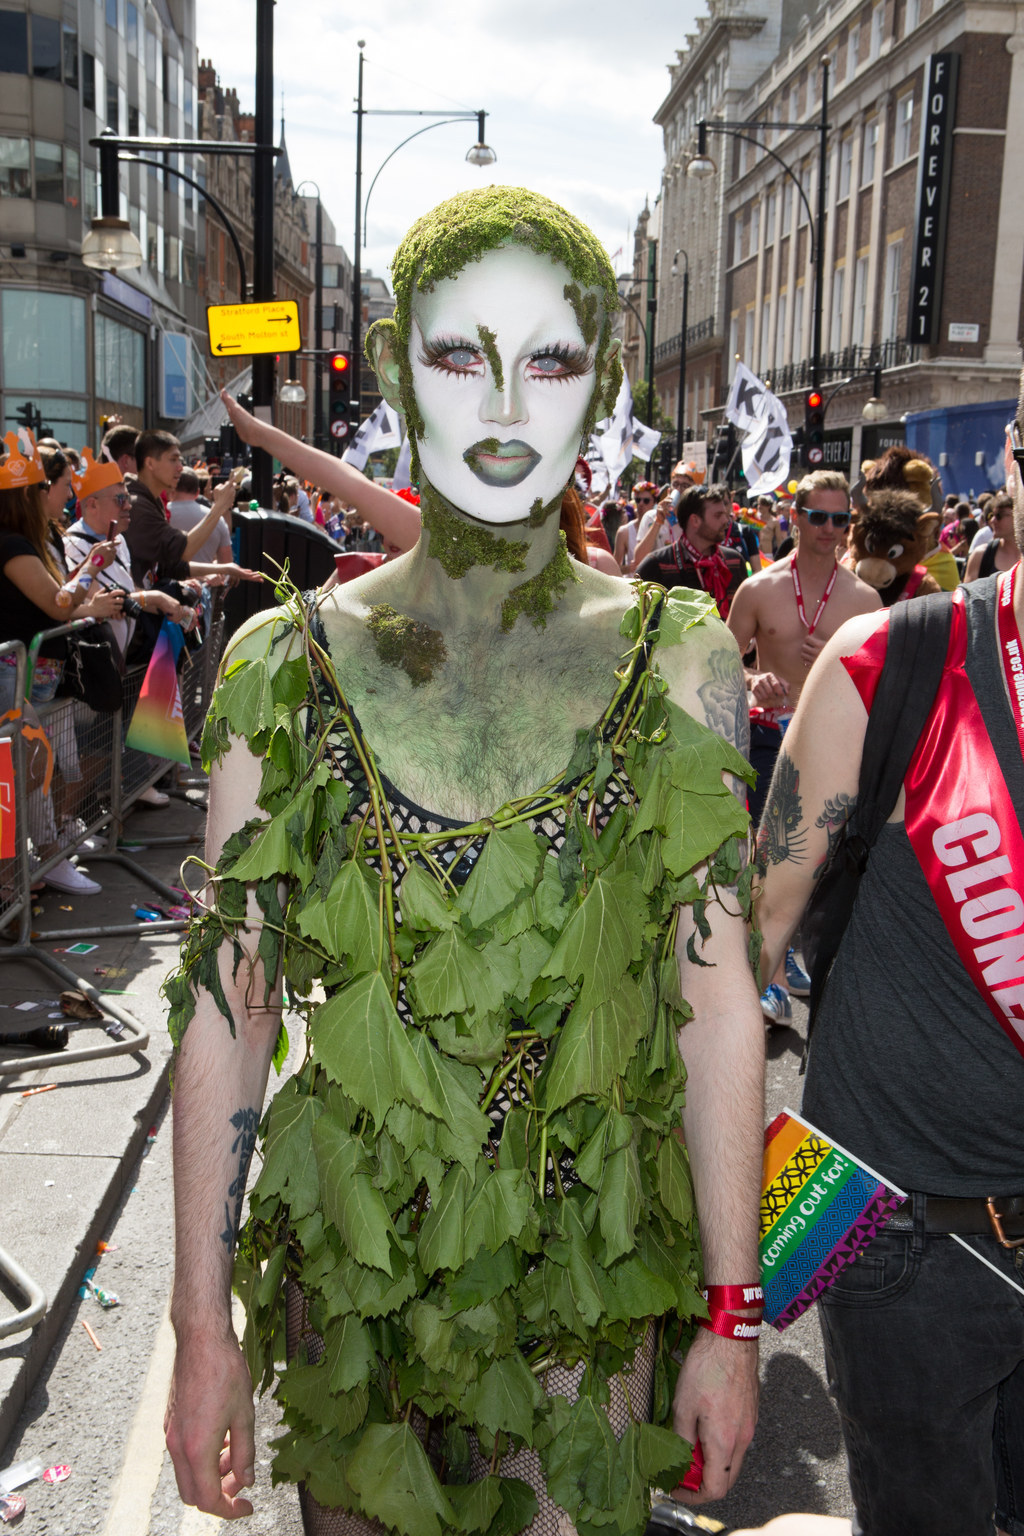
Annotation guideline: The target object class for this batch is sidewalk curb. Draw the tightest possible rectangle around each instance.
[0,1048,172,1450]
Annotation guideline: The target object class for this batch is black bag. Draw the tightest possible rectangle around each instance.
[801,592,955,1047]
[58,623,124,713]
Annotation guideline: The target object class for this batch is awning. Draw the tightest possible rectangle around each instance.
[178,365,252,449]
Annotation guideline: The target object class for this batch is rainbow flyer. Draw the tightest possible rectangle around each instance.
[760,1109,906,1330]
[125,619,191,767]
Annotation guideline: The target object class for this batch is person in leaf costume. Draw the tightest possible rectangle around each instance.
[164,187,765,1536]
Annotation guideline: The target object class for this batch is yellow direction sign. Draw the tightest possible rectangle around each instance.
[206,300,301,357]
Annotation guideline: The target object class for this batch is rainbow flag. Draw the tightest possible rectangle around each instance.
[125,620,191,767]
[760,1109,905,1330]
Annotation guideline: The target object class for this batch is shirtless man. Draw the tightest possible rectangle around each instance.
[726,470,881,1021]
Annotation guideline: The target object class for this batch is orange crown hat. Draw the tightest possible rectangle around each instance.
[72,448,124,501]
[0,429,47,492]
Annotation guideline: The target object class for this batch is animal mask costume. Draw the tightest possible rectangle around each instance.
[849,488,942,604]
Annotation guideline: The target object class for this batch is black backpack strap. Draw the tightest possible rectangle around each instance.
[802,590,955,1049]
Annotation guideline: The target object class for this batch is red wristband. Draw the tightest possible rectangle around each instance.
[702,1283,764,1310]
[698,1305,763,1341]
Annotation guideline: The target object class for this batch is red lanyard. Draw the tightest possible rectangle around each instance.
[790,555,838,635]
[996,563,1024,761]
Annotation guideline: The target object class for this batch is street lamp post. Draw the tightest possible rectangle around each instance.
[296,180,325,450]
[351,41,496,426]
[688,56,830,392]
[671,249,689,460]
[645,239,658,432]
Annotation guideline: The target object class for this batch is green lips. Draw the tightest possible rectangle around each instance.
[463,437,541,488]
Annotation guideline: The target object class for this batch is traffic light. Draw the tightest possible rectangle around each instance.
[15,402,42,437]
[803,389,825,467]
[328,352,353,444]
[712,421,737,480]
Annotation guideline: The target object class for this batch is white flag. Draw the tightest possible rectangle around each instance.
[631,418,661,461]
[392,435,413,492]
[725,360,792,495]
[342,399,402,471]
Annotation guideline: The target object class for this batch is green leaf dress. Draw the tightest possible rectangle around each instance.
[169,583,754,1536]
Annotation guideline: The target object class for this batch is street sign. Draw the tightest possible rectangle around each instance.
[330,419,350,440]
[206,300,301,357]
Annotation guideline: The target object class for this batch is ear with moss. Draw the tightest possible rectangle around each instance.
[366,320,404,411]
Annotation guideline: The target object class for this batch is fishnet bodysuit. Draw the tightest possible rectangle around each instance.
[286,612,660,1536]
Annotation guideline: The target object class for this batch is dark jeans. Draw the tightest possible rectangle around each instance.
[819,1202,1024,1536]
[748,721,782,830]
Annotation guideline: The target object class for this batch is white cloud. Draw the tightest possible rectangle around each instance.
[196,0,696,287]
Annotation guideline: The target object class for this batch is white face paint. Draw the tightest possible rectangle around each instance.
[408,245,600,524]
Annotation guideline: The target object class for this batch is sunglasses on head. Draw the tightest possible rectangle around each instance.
[805,509,851,528]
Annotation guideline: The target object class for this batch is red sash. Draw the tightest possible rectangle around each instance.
[898,580,1024,1060]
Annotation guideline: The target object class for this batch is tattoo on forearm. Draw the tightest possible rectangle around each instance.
[813,792,857,880]
[699,648,751,759]
[220,1106,259,1252]
[755,751,807,872]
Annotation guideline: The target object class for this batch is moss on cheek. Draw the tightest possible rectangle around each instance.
[366,603,447,687]
[476,325,503,392]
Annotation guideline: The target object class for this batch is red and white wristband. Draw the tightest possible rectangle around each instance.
[699,1283,764,1341]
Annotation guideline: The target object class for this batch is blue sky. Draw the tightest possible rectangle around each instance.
[196,0,697,291]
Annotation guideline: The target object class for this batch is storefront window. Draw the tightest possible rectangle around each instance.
[0,137,31,198]
[94,312,145,409]
[2,291,87,393]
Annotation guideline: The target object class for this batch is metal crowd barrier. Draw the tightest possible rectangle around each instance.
[0,1242,47,1339]
[0,601,227,1075]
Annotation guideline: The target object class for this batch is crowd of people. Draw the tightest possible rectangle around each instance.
[0,419,260,897]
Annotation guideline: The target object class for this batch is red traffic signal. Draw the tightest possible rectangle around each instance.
[803,388,826,467]
[329,351,351,375]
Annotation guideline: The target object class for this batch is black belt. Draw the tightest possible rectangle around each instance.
[888,1194,1024,1247]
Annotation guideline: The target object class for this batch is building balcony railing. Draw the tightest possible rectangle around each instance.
[767,340,921,395]
[654,315,717,363]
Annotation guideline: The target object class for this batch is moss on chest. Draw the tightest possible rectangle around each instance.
[501,532,579,632]
[366,603,447,687]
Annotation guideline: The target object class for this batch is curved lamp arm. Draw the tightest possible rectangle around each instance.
[700,126,817,265]
[363,118,477,247]
[122,153,249,295]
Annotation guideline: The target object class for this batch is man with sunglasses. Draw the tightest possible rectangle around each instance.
[726,471,880,1021]
[747,400,1024,1536]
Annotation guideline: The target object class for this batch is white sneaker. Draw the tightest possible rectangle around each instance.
[58,816,103,852]
[44,858,102,896]
[137,786,170,807]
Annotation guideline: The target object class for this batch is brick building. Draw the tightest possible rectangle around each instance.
[196,61,314,444]
[650,0,1024,494]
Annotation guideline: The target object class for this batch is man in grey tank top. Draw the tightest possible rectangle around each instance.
[753,373,1024,1536]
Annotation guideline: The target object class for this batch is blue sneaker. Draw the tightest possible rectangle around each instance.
[785,947,812,997]
[761,981,792,1026]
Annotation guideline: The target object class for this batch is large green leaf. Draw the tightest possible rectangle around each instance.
[279,1359,368,1439]
[456,823,546,930]
[542,871,647,1014]
[229,764,330,882]
[543,975,648,1112]
[597,1253,677,1323]
[297,860,384,974]
[447,1243,519,1312]
[323,1312,377,1392]
[445,1477,504,1535]
[214,657,275,742]
[408,926,520,1018]
[656,589,718,648]
[251,1078,322,1219]
[460,1349,545,1440]
[631,1420,695,1486]
[313,1113,397,1274]
[417,1163,471,1273]
[407,1301,459,1375]
[408,1031,490,1166]
[543,1396,630,1520]
[656,1132,694,1226]
[463,1165,534,1258]
[399,862,457,933]
[312,972,438,1125]
[598,1128,643,1263]
[347,1422,456,1536]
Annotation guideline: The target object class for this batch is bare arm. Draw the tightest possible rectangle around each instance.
[5,550,113,621]
[755,612,879,985]
[727,579,791,707]
[182,479,240,563]
[658,624,763,1502]
[221,391,421,552]
[631,506,667,570]
[963,546,983,583]
[165,724,283,1519]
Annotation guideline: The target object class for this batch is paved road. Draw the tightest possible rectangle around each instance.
[1,991,853,1534]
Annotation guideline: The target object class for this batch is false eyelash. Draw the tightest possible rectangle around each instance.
[419,334,480,367]
[528,342,591,378]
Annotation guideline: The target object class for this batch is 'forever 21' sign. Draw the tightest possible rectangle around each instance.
[907,52,960,345]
